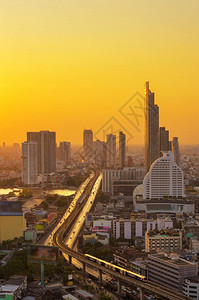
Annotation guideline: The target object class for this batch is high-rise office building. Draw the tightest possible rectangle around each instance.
[119,131,126,168]
[58,141,71,163]
[94,140,106,167]
[172,137,181,166]
[83,129,93,164]
[159,127,171,155]
[27,131,56,174]
[145,82,159,173]
[106,134,116,168]
[22,141,38,185]
[143,151,184,200]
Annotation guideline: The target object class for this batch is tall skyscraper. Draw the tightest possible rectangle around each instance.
[83,129,93,164]
[119,131,126,168]
[172,137,181,166]
[22,141,38,185]
[106,134,116,168]
[143,151,184,200]
[94,140,106,167]
[27,131,56,174]
[58,141,71,163]
[159,127,171,155]
[145,82,159,173]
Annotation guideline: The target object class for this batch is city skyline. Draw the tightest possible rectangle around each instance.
[1,2,199,299]
[0,1,199,145]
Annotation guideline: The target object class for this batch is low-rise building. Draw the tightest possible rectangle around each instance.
[93,219,112,229]
[183,276,199,299]
[0,275,27,300]
[24,227,37,242]
[145,230,182,253]
[83,232,109,245]
[148,253,198,292]
[134,198,194,215]
[131,260,148,277]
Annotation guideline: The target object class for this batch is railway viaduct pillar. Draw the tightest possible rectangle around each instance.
[82,262,86,273]
[140,287,145,300]
[68,255,72,264]
[117,278,121,294]
[98,269,102,284]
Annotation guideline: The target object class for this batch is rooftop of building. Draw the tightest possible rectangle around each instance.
[149,253,197,266]
[146,229,181,237]
[6,275,27,286]
[186,276,199,283]
[136,197,194,204]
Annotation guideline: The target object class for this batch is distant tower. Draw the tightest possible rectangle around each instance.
[172,137,181,166]
[83,130,93,164]
[27,131,56,174]
[94,140,106,167]
[22,141,38,185]
[145,82,159,173]
[106,134,116,168]
[59,142,71,163]
[159,127,171,155]
[119,131,126,168]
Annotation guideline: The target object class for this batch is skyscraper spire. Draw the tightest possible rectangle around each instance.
[144,82,159,172]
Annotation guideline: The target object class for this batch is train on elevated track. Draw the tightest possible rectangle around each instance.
[85,254,147,283]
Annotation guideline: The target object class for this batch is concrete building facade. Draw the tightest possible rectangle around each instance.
[145,231,182,253]
[119,131,126,168]
[148,253,198,292]
[83,129,93,164]
[143,151,185,200]
[27,130,56,174]
[22,141,38,185]
[106,134,116,168]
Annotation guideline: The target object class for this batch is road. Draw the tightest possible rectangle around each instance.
[39,172,94,246]
[65,173,102,249]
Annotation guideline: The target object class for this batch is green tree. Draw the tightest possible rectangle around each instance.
[98,292,112,300]
[18,189,33,199]
[95,191,109,203]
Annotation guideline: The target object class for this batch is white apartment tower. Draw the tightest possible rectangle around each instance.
[143,151,184,200]
[22,141,38,185]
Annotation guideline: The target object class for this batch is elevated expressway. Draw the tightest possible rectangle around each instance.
[52,172,191,300]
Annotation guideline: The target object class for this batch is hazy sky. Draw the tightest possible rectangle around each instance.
[0,0,199,145]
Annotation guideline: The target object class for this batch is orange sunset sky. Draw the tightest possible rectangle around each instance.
[0,0,198,146]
